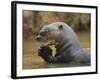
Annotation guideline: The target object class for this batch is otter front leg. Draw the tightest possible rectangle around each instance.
[38,46,59,63]
[38,46,53,62]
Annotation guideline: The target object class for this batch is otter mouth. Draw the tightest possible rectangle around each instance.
[36,36,57,47]
[40,40,56,47]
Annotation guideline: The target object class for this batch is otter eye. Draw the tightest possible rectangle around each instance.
[58,25,63,30]
[39,31,47,36]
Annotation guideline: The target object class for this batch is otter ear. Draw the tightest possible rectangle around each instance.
[58,25,63,30]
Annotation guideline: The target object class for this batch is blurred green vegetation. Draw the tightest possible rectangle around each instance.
[65,13,90,31]
[23,11,91,38]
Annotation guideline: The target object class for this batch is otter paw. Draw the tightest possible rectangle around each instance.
[37,46,52,57]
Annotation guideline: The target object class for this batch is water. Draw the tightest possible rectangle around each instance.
[23,31,90,69]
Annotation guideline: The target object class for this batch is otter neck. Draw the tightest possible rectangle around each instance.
[55,35,67,51]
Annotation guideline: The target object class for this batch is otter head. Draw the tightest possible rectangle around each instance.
[36,23,64,47]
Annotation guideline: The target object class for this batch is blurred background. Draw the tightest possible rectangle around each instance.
[23,10,91,69]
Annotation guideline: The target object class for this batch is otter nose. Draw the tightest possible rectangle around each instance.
[36,36,41,41]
